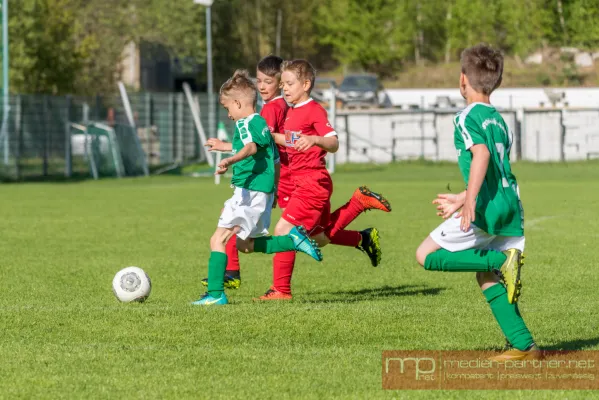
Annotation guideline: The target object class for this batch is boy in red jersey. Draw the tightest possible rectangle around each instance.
[257,59,392,300]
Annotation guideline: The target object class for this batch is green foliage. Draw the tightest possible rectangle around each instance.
[10,0,82,94]
[568,0,599,49]
[6,0,599,94]
[317,0,414,76]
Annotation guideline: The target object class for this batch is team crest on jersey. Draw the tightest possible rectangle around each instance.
[284,130,301,147]
[262,126,270,137]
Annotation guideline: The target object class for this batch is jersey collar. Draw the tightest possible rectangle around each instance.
[293,98,313,108]
[265,95,283,104]
[470,102,495,108]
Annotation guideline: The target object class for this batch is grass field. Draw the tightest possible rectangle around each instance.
[1,162,598,399]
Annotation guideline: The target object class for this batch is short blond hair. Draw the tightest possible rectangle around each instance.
[219,69,257,107]
[281,59,316,94]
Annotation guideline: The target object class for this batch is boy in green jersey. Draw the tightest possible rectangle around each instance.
[193,70,322,306]
[415,44,539,361]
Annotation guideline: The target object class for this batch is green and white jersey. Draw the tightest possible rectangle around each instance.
[454,102,524,236]
[231,113,278,194]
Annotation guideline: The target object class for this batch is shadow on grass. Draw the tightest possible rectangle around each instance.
[301,284,445,304]
[544,337,599,351]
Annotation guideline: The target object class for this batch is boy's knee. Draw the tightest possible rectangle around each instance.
[415,246,429,267]
[210,232,227,249]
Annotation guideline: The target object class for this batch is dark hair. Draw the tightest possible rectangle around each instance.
[460,44,504,95]
[257,55,284,79]
[219,69,257,107]
[281,59,316,94]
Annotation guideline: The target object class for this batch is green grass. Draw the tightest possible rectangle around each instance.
[1,162,598,399]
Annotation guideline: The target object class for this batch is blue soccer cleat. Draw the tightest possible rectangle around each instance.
[288,226,323,261]
[191,292,229,306]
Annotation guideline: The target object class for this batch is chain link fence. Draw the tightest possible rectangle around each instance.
[0,92,223,181]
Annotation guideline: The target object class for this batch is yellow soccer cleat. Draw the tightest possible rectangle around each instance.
[499,249,524,304]
[488,344,541,361]
[356,227,382,267]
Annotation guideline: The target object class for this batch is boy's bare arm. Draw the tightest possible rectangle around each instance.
[205,138,233,152]
[216,143,257,174]
[295,135,339,153]
[459,144,490,231]
[271,132,286,146]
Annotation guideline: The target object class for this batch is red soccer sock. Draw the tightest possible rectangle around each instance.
[328,229,362,247]
[325,197,364,238]
[272,251,296,295]
[225,236,240,272]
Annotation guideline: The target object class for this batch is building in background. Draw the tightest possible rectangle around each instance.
[120,41,203,92]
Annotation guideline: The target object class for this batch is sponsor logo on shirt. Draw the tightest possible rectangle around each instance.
[284,130,302,147]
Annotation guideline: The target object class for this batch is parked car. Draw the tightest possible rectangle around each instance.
[336,74,382,108]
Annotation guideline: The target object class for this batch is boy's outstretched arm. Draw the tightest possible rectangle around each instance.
[295,135,339,153]
[459,144,490,231]
[216,142,257,174]
[271,132,286,146]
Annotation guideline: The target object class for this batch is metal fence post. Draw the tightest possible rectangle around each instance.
[169,93,175,163]
[145,92,152,165]
[43,95,49,176]
[344,114,350,163]
[560,109,566,162]
[64,96,72,178]
[176,93,184,162]
[15,95,21,180]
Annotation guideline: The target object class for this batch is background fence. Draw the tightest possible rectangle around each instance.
[0,92,598,182]
[0,92,235,181]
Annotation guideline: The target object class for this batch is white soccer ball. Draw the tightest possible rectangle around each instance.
[112,266,152,303]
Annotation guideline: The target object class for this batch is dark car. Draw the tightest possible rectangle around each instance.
[336,74,382,108]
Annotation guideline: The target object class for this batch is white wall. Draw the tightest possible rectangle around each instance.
[385,87,599,109]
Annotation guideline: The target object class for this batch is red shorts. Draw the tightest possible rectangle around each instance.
[282,170,333,234]
[277,166,294,209]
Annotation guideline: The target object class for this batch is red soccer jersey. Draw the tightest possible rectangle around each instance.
[261,96,289,167]
[283,98,336,173]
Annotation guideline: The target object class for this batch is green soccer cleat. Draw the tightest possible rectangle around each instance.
[289,226,323,261]
[499,249,524,304]
[201,274,241,289]
[356,227,382,267]
[191,292,229,306]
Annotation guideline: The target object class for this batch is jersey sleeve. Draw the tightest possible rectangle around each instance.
[312,106,336,137]
[236,119,254,146]
[260,103,278,133]
[247,117,272,148]
[459,113,486,150]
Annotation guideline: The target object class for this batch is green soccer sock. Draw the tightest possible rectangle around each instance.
[424,248,507,272]
[207,251,227,297]
[483,283,534,351]
[253,236,295,254]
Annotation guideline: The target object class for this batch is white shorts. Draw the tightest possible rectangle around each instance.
[430,214,525,253]
[218,187,274,240]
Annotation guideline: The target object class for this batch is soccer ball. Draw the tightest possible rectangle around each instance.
[112,266,152,303]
